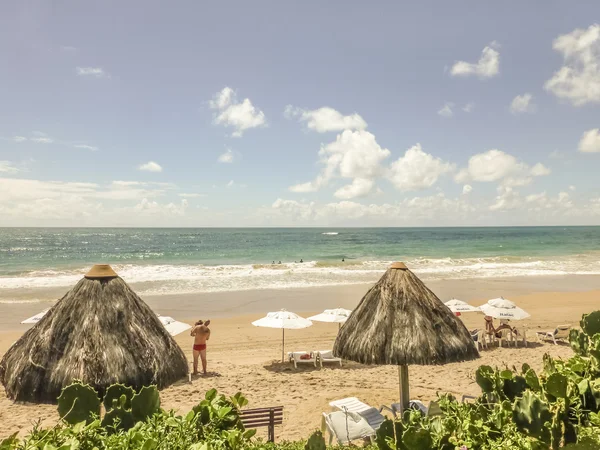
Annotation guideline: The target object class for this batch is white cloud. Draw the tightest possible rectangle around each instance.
[270,193,474,225]
[133,198,188,217]
[579,128,600,153]
[455,149,549,187]
[388,144,455,192]
[462,184,472,194]
[510,93,536,114]
[13,136,27,143]
[489,186,522,211]
[73,144,98,152]
[74,144,98,151]
[178,193,205,198]
[289,130,390,199]
[0,161,19,173]
[284,106,367,132]
[530,163,551,176]
[437,102,454,118]
[76,67,108,78]
[544,24,600,106]
[549,150,565,159]
[569,185,576,191]
[227,180,235,188]
[450,42,500,78]
[334,178,374,200]
[218,148,236,163]
[209,87,266,137]
[462,103,475,113]
[138,161,163,172]
[30,137,53,144]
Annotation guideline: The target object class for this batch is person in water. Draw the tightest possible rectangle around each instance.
[190,319,211,375]
[300,259,303,263]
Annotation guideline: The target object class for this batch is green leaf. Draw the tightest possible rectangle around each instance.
[57,381,101,425]
[524,369,541,391]
[141,439,158,450]
[103,383,135,411]
[131,385,161,423]
[402,427,433,450]
[582,311,600,337]
[475,365,495,393]
[205,388,218,402]
[545,372,568,399]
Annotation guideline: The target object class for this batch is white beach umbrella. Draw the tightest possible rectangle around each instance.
[21,309,50,324]
[252,309,313,362]
[308,308,352,324]
[22,309,191,336]
[157,316,192,336]
[444,299,480,313]
[479,297,530,320]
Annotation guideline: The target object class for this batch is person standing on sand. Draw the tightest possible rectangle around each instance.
[190,319,211,375]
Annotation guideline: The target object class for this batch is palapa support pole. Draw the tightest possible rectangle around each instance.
[282,328,285,363]
[398,364,410,415]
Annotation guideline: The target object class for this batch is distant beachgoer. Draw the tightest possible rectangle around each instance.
[278,261,281,264]
[272,261,275,264]
[496,319,515,335]
[190,319,211,375]
[342,258,345,262]
[300,259,303,263]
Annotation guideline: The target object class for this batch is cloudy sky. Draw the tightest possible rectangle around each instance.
[1,2,600,227]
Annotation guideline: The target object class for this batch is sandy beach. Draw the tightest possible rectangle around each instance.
[1,277,599,441]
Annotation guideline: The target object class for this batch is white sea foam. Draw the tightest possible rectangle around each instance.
[2,255,600,301]
[321,232,339,235]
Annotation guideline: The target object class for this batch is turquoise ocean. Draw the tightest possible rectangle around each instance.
[2,227,600,303]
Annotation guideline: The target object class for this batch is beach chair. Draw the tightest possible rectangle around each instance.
[513,327,527,347]
[321,411,376,445]
[536,325,571,345]
[498,329,515,348]
[329,397,386,430]
[316,350,342,368]
[382,400,442,418]
[471,329,486,350]
[287,351,317,368]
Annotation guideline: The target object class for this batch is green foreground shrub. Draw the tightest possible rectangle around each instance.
[2,312,600,449]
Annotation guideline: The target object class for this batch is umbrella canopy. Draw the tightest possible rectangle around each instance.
[0,265,188,403]
[333,262,478,413]
[479,297,530,320]
[252,309,312,362]
[444,299,481,313]
[308,308,352,323]
[21,308,50,324]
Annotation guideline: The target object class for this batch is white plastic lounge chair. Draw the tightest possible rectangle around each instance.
[497,328,514,348]
[329,397,386,430]
[536,325,571,345]
[316,350,342,367]
[382,400,442,417]
[287,351,317,368]
[321,411,376,445]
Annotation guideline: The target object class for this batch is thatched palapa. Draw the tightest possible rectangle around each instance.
[333,262,478,412]
[0,265,188,403]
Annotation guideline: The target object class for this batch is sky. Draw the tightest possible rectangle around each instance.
[1,1,600,227]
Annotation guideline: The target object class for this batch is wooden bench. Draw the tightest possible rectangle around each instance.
[240,406,284,442]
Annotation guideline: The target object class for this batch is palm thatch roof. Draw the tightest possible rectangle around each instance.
[333,262,478,366]
[0,265,188,403]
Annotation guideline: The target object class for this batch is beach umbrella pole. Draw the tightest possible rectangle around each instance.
[398,365,410,414]
[282,328,285,363]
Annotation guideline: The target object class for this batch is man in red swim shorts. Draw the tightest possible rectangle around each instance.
[190,319,211,375]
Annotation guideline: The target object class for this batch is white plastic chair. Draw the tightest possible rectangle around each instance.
[316,350,342,367]
[471,329,487,350]
[498,329,515,348]
[321,411,375,445]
